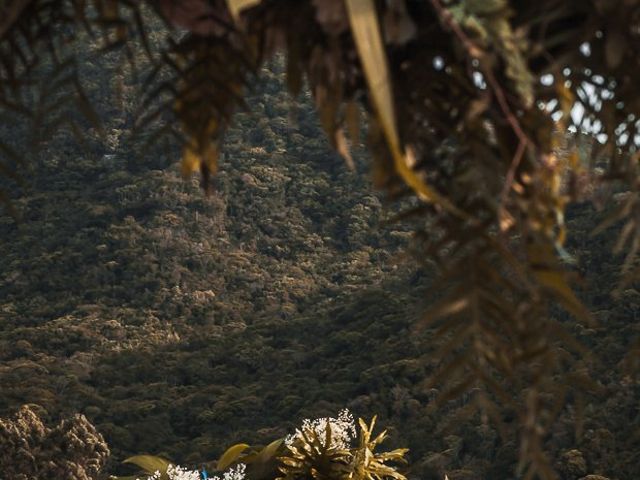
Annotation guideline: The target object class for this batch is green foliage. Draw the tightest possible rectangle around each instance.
[115,413,408,480]
[1,61,422,477]
[1,118,633,478]
[2,1,640,478]
[349,417,408,480]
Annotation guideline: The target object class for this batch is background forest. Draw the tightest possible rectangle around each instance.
[2,2,640,479]
[0,47,638,479]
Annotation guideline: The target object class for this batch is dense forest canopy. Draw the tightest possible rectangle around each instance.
[1,0,640,479]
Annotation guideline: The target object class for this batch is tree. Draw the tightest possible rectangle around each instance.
[1,0,639,477]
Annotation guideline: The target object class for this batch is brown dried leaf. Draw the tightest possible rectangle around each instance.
[335,128,355,171]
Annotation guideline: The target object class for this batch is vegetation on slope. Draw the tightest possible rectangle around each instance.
[2,3,640,477]
[0,65,425,474]
[0,58,638,479]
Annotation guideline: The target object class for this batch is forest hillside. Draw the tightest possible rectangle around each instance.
[0,63,638,480]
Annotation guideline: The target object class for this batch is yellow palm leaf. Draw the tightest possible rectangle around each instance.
[344,0,465,218]
[217,443,250,471]
[226,0,262,21]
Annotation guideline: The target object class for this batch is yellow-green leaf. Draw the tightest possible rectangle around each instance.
[255,438,284,463]
[556,80,574,122]
[344,0,398,150]
[217,443,251,471]
[123,455,171,478]
[181,144,200,177]
[226,0,262,21]
[345,0,466,218]
[533,268,591,321]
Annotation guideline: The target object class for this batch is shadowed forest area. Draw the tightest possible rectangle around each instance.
[1,2,640,480]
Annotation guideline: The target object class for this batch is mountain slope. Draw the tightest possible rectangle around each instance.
[0,61,639,480]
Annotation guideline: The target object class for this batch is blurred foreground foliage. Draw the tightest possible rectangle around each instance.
[2,0,640,478]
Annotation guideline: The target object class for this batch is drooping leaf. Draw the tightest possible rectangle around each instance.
[226,0,263,21]
[345,0,466,217]
[122,455,171,479]
[528,241,592,322]
[256,438,283,463]
[218,443,251,471]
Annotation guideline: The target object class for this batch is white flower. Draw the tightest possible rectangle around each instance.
[134,463,246,480]
[166,464,201,480]
[285,408,356,450]
[217,463,246,480]
[137,464,200,480]
[136,470,161,480]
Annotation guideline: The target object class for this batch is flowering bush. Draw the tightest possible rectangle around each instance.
[115,409,408,480]
[278,412,407,480]
[284,409,356,450]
